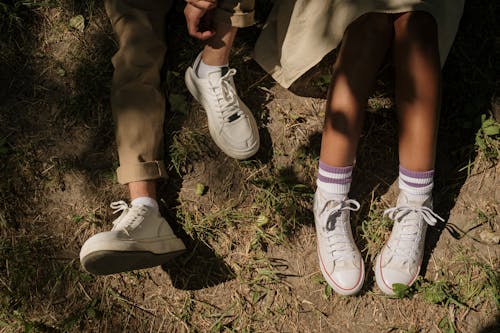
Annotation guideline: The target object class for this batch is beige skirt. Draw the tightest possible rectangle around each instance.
[254,0,464,88]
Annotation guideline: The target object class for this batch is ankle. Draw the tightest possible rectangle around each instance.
[398,165,434,204]
[128,180,156,201]
[316,161,352,202]
[131,197,159,213]
[201,48,230,67]
[195,57,228,79]
[317,188,347,203]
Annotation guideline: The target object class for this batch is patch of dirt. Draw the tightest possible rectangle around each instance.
[0,1,498,332]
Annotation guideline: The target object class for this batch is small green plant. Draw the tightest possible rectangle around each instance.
[249,173,313,249]
[361,199,393,259]
[421,281,449,304]
[392,283,412,299]
[72,215,84,223]
[316,74,331,91]
[475,114,499,161]
[312,274,333,300]
[239,257,289,310]
[169,129,210,175]
[176,199,248,241]
[438,315,456,333]
[62,298,103,331]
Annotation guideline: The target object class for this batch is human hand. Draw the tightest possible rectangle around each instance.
[184,2,216,40]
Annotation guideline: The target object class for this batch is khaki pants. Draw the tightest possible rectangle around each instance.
[105,0,255,184]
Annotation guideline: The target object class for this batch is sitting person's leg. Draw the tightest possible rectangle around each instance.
[184,0,259,159]
[375,11,444,295]
[79,0,185,275]
[315,13,394,296]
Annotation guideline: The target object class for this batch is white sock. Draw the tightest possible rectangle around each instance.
[195,58,228,79]
[399,165,434,202]
[131,197,159,213]
[316,161,353,202]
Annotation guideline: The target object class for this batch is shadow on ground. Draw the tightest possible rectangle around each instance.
[0,0,497,330]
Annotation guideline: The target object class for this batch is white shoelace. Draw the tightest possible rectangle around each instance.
[110,201,147,235]
[210,69,243,125]
[383,205,444,262]
[320,199,361,262]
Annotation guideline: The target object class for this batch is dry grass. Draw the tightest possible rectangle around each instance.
[0,1,498,332]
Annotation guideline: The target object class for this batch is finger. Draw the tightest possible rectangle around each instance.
[192,30,216,40]
[186,16,199,37]
[184,7,201,35]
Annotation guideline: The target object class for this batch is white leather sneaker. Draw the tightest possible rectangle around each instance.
[314,190,364,296]
[185,53,259,159]
[80,201,186,275]
[375,192,444,295]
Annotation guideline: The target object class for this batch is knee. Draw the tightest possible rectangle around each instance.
[394,11,437,42]
[349,13,393,39]
[112,31,166,82]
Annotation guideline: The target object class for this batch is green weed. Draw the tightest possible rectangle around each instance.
[176,199,249,242]
[392,283,413,299]
[361,199,392,260]
[391,252,499,314]
[238,257,289,307]
[180,293,195,324]
[316,74,331,91]
[438,315,456,333]
[312,274,334,300]
[249,171,313,249]
[169,129,211,175]
[62,298,103,331]
[475,114,499,161]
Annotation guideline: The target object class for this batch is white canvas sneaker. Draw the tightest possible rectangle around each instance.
[80,201,186,275]
[314,190,364,296]
[185,53,259,159]
[375,192,444,295]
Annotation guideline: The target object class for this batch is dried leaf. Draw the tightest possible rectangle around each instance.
[69,15,85,32]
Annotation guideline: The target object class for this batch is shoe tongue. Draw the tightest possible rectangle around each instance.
[207,66,229,81]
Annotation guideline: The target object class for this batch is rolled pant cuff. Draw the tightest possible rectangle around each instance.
[116,160,167,184]
[213,8,255,28]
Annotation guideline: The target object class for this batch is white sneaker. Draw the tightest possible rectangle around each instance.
[375,192,444,295]
[185,53,259,159]
[80,201,186,275]
[314,190,364,296]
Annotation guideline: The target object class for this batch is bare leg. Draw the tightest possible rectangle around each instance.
[128,181,156,200]
[201,23,237,66]
[393,12,441,171]
[320,14,393,166]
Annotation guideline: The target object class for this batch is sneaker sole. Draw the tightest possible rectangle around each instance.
[184,68,259,160]
[81,249,186,275]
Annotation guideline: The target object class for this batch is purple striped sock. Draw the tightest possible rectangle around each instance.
[317,161,353,199]
[399,165,434,197]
